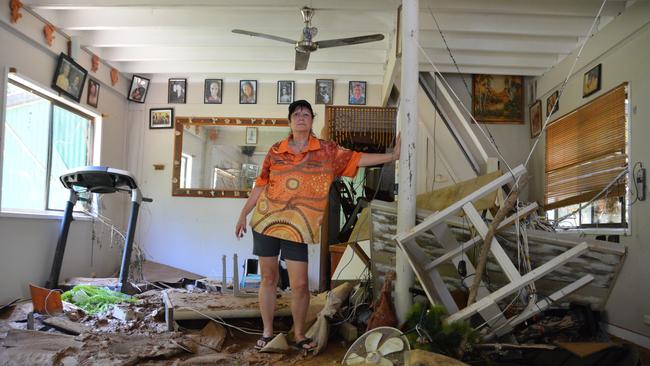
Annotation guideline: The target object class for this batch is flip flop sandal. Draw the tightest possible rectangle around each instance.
[293,337,317,353]
[254,336,274,351]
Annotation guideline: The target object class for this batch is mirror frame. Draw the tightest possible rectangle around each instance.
[172,116,289,198]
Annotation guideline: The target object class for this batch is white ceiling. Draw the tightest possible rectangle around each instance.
[23,0,634,82]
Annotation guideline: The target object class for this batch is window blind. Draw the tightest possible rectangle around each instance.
[545,83,627,210]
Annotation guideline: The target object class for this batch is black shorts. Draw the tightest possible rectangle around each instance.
[252,231,309,262]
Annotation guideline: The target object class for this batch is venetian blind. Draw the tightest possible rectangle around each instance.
[545,83,628,210]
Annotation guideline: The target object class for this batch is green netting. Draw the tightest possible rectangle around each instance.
[61,285,137,314]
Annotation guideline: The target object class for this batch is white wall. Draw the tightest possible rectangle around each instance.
[0,7,131,303]
[530,2,650,339]
[126,79,382,289]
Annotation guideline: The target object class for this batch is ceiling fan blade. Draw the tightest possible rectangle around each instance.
[232,29,296,44]
[316,34,384,49]
[294,51,310,70]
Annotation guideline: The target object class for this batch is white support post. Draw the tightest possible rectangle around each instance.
[395,0,419,323]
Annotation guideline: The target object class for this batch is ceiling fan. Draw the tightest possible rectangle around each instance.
[232,7,385,70]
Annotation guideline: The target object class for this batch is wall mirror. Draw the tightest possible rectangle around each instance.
[172,116,290,198]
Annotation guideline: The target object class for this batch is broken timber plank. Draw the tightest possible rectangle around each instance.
[3,329,82,350]
[446,242,589,324]
[462,203,521,283]
[396,165,526,243]
[488,274,594,338]
[431,223,507,329]
[424,203,538,272]
[43,316,91,335]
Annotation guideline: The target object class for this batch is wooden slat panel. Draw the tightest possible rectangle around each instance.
[545,84,628,207]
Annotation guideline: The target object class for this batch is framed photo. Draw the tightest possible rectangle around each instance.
[87,78,100,108]
[546,90,559,117]
[127,75,150,103]
[52,53,88,103]
[149,108,174,129]
[315,79,333,105]
[204,79,222,104]
[246,127,258,144]
[168,78,187,104]
[349,81,367,105]
[472,74,524,123]
[583,64,601,98]
[239,80,257,104]
[529,100,542,139]
[277,80,295,104]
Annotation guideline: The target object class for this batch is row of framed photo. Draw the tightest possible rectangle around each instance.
[529,63,602,138]
[127,77,369,106]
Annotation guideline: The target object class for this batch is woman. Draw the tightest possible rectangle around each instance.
[240,81,256,104]
[235,100,400,352]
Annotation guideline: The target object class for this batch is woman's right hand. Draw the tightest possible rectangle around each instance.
[235,215,247,239]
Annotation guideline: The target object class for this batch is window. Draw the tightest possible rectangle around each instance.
[545,83,628,229]
[2,80,94,212]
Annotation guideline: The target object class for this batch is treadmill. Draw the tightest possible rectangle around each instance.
[45,166,152,293]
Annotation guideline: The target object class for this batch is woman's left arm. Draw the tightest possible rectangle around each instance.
[358,135,401,167]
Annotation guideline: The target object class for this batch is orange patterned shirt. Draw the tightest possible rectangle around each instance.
[250,135,362,244]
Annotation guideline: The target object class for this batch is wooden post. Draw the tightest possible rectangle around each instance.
[395,0,419,323]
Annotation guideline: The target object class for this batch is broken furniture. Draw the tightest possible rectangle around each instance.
[45,166,152,293]
[371,164,625,338]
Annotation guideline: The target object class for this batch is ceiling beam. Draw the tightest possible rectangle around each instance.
[419,12,595,37]
[98,46,386,63]
[70,29,389,49]
[419,30,579,54]
[420,50,563,70]
[420,0,626,17]
[113,60,386,76]
[34,8,392,31]
[24,0,396,11]
[419,63,547,76]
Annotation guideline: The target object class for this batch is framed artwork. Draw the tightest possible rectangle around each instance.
[127,75,150,103]
[472,74,524,123]
[315,79,333,105]
[87,78,100,108]
[149,108,174,129]
[168,78,187,104]
[529,100,542,139]
[52,53,88,103]
[546,90,559,117]
[204,79,222,104]
[349,81,367,105]
[583,64,602,98]
[239,80,257,104]
[246,127,258,144]
[277,80,295,104]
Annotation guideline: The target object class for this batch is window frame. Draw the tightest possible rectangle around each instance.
[1,72,100,217]
[545,83,632,235]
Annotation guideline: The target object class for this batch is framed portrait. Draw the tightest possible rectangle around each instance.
[204,79,222,104]
[246,127,258,144]
[277,80,295,104]
[239,80,257,104]
[127,75,150,103]
[349,81,367,105]
[546,90,559,117]
[583,64,601,98]
[168,78,187,104]
[149,108,174,129]
[52,53,88,103]
[472,74,524,124]
[315,79,333,105]
[86,78,100,108]
[529,100,542,139]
